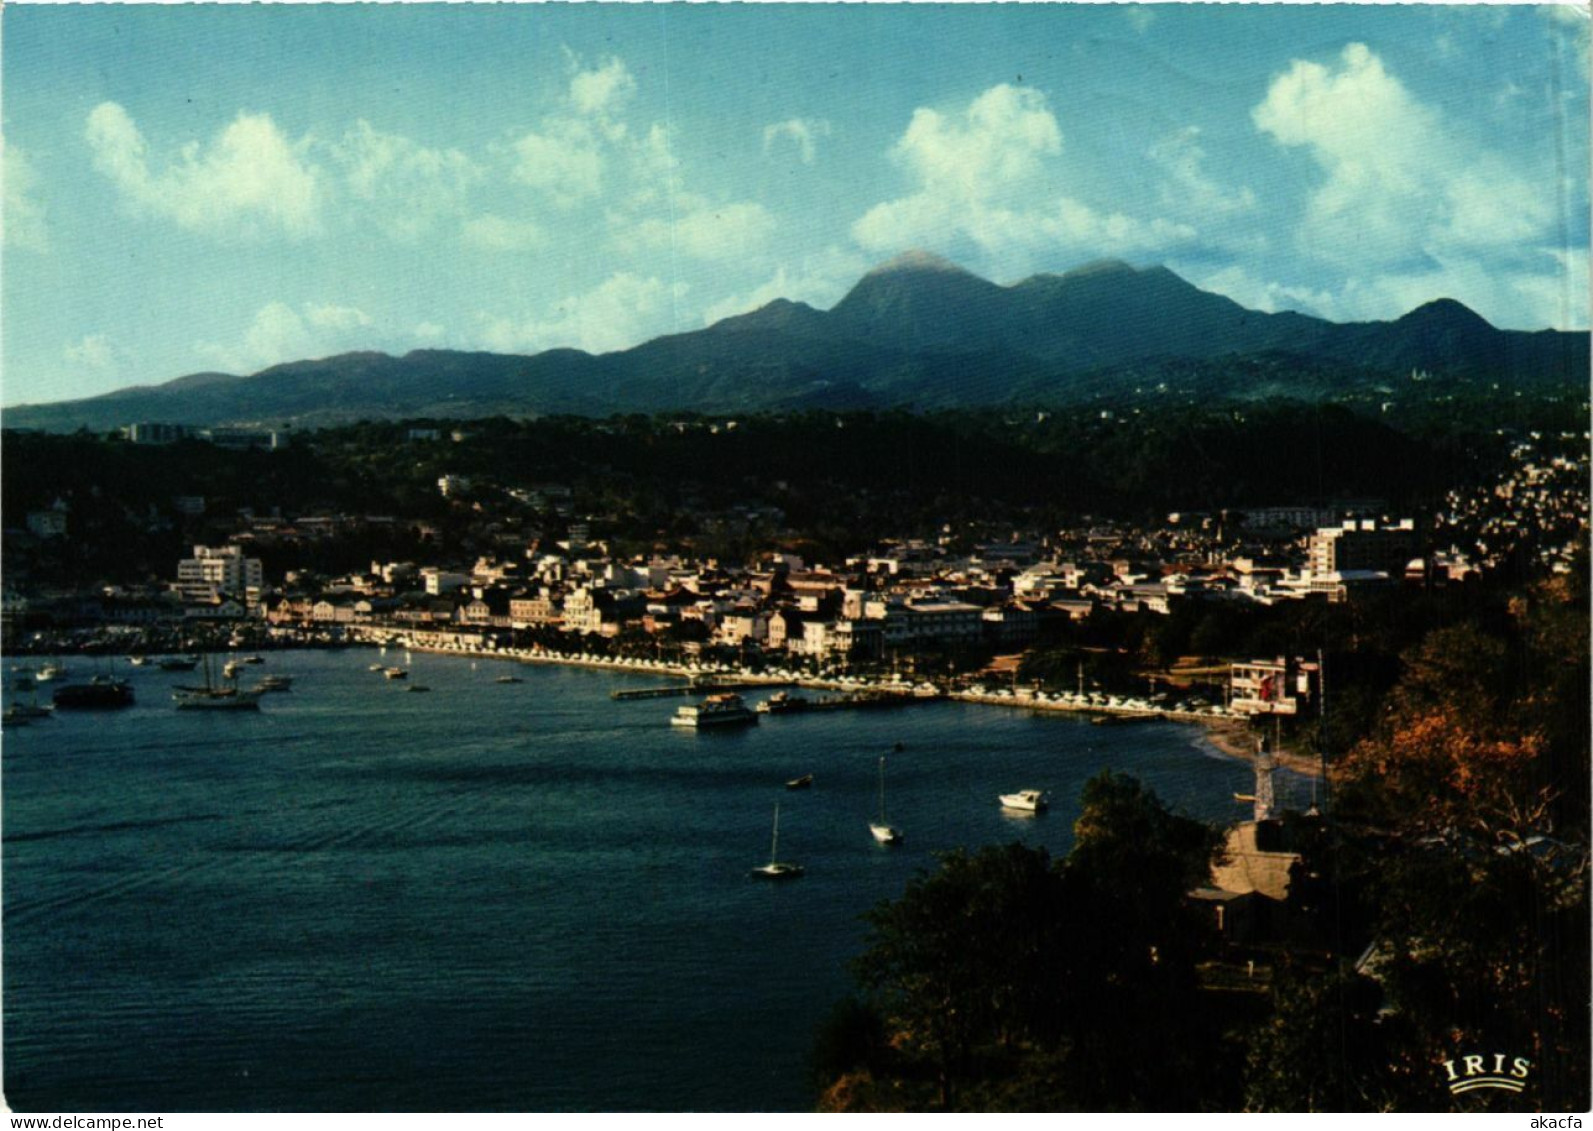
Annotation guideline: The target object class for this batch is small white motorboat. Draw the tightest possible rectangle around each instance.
[999,789,1048,812]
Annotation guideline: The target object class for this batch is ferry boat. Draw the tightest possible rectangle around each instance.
[999,789,1048,813]
[671,692,758,729]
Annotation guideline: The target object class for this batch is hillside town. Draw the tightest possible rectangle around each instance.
[6,425,1585,727]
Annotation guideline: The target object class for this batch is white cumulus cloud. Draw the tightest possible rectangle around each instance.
[892,84,1061,205]
[3,137,49,252]
[568,55,637,121]
[701,246,870,326]
[85,102,322,240]
[1036,198,1198,257]
[493,52,776,264]
[1252,43,1555,268]
[852,83,1195,266]
[509,119,607,206]
[196,300,376,373]
[477,273,688,355]
[303,303,372,333]
[502,54,643,209]
[852,84,1060,254]
[331,120,481,240]
[626,200,776,261]
[63,333,121,374]
[1148,127,1257,216]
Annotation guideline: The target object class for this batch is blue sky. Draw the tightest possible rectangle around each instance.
[2,3,1588,407]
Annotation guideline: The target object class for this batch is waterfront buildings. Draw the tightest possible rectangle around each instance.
[1228,657,1320,717]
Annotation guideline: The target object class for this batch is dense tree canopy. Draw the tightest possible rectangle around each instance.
[831,772,1228,1111]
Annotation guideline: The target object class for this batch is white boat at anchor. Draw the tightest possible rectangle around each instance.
[751,803,804,880]
[870,754,902,845]
[999,789,1048,812]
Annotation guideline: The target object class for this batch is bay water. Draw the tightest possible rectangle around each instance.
[3,650,1280,1111]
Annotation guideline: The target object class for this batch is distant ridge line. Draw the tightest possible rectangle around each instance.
[4,250,1587,431]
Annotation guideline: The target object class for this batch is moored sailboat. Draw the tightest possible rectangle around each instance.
[751,803,804,879]
[870,754,902,845]
[173,654,263,711]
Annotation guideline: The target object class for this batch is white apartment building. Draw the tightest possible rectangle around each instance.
[175,544,264,603]
[422,568,470,595]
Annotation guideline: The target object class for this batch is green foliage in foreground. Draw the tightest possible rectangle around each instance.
[821,773,1230,1111]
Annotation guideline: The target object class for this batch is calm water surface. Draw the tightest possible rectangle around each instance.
[3,650,1286,1111]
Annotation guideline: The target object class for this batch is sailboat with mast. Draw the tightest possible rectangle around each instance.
[870,754,902,845]
[750,802,804,879]
[172,653,264,711]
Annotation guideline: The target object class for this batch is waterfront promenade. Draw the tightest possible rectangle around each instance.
[334,625,1303,770]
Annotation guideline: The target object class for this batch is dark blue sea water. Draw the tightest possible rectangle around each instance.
[3,650,1289,1112]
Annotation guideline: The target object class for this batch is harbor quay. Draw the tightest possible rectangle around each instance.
[342,624,1254,737]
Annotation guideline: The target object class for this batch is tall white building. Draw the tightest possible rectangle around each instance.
[175,545,264,603]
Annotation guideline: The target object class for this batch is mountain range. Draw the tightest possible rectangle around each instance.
[6,252,1587,431]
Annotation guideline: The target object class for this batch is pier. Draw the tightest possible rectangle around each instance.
[612,680,796,701]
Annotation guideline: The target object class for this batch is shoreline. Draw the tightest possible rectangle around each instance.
[1199,718,1324,778]
[15,625,1320,779]
[355,630,1326,778]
